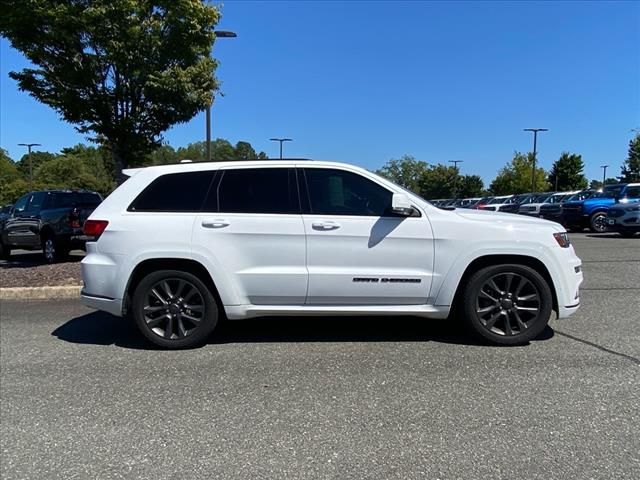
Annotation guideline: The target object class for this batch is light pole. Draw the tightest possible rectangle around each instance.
[449,160,463,198]
[523,128,548,193]
[206,30,237,162]
[270,138,292,159]
[18,143,41,190]
[600,164,609,187]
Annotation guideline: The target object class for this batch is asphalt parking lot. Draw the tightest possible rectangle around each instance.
[1,233,638,479]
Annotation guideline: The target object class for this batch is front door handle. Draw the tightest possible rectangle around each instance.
[312,221,341,231]
[201,219,230,229]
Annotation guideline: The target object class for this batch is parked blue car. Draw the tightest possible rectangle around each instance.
[561,183,640,233]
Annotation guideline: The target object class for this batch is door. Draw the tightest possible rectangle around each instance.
[4,192,43,248]
[193,167,307,306]
[300,167,434,305]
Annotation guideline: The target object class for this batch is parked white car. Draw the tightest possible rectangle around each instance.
[81,161,583,348]
[477,195,513,211]
[519,191,580,217]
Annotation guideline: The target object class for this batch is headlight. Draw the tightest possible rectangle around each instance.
[553,232,571,248]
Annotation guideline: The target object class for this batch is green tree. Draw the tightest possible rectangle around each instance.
[212,139,238,161]
[589,178,619,190]
[375,155,429,193]
[620,133,640,182]
[0,149,29,204]
[490,152,549,195]
[59,144,115,194]
[176,142,207,162]
[34,154,113,195]
[419,164,458,199]
[234,141,268,160]
[16,151,58,178]
[547,152,588,191]
[147,145,179,165]
[0,0,221,180]
[458,174,484,198]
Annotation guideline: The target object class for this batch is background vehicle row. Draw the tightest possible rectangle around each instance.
[0,190,102,262]
[431,183,640,235]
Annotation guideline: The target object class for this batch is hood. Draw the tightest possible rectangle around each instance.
[584,197,615,207]
[454,208,563,230]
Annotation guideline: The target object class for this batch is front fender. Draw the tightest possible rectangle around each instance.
[431,241,565,308]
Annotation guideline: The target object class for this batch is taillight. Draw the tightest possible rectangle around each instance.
[83,220,109,240]
[553,232,571,248]
[68,208,81,228]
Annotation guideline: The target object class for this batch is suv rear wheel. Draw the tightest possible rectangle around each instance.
[42,235,67,263]
[463,264,553,345]
[132,270,219,349]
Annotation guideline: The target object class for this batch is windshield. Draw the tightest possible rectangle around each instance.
[487,196,510,205]
[565,191,593,202]
[545,194,566,204]
[602,185,625,197]
[589,185,625,199]
[531,193,552,203]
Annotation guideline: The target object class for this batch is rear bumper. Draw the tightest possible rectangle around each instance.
[80,289,123,317]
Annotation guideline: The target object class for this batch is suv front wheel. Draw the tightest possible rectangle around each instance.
[589,212,608,233]
[463,264,553,345]
[132,270,219,349]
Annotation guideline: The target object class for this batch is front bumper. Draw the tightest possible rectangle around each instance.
[606,216,640,233]
[552,248,583,320]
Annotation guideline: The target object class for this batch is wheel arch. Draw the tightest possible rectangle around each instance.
[449,254,558,315]
[40,224,56,241]
[123,258,224,317]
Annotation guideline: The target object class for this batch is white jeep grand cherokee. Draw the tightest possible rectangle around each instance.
[81,160,583,348]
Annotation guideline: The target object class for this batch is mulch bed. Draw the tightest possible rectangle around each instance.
[0,250,84,288]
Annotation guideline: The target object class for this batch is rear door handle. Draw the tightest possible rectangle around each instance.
[312,221,341,231]
[201,219,229,229]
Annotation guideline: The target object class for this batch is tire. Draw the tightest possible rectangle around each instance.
[42,235,69,263]
[463,264,553,346]
[132,270,219,349]
[589,212,607,233]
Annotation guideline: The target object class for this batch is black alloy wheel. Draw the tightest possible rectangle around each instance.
[463,264,553,345]
[42,236,59,263]
[132,270,218,348]
[590,212,608,233]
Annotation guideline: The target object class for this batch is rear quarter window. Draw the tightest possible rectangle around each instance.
[128,171,215,212]
[74,192,103,207]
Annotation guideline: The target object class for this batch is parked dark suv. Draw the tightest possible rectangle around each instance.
[0,190,102,262]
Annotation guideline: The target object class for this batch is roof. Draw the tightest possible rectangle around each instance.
[123,159,362,178]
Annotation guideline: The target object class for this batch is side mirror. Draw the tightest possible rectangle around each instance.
[391,193,414,216]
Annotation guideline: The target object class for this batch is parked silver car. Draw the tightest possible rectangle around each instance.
[606,202,640,237]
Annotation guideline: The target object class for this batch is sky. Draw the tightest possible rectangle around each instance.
[1,0,639,185]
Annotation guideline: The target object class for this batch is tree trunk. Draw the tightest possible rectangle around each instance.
[112,148,127,185]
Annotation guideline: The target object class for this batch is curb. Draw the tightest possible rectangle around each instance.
[0,285,82,300]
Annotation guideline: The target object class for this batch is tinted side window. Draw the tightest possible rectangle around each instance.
[26,192,46,212]
[304,168,393,216]
[48,193,75,209]
[74,192,102,207]
[624,186,640,198]
[213,168,298,214]
[13,194,31,213]
[129,171,215,212]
